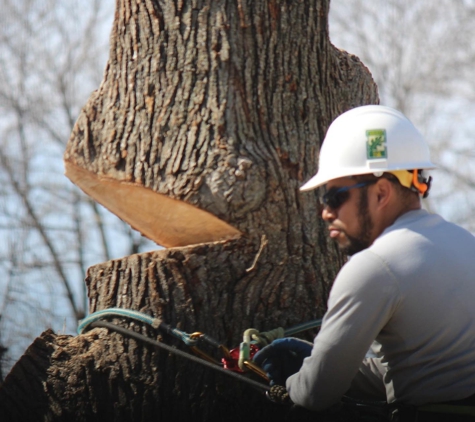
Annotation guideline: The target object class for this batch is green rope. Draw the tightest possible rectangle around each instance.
[78,308,199,346]
[284,319,323,336]
[244,319,323,349]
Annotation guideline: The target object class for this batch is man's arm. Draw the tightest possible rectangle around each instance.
[286,251,400,411]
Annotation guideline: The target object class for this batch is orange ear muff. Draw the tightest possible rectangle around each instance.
[412,170,428,197]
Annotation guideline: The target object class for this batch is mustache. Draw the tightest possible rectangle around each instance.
[327,223,344,232]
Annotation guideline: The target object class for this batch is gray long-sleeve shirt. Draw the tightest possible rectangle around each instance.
[286,209,475,411]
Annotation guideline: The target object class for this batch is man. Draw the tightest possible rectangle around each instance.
[254,105,475,412]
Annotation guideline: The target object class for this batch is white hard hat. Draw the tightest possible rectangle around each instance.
[300,105,436,191]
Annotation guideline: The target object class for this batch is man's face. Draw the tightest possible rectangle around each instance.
[321,177,374,255]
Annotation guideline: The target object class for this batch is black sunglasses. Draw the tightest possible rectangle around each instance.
[321,180,377,210]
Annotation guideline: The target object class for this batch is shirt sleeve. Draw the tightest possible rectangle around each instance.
[286,250,400,411]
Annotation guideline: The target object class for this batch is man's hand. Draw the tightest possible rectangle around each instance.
[253,337,313,386]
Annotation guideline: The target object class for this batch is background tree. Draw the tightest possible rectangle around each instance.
[330,0,475,230]
[0,0,378,420]
[0,0,155,375]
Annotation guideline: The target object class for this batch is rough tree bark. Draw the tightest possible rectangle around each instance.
[0,1,378,421]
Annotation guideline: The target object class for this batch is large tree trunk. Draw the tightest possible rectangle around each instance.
[0,1,378,421]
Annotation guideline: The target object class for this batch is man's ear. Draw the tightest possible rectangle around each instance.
[374,178,392,209]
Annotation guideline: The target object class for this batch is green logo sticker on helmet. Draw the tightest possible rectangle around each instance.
[366,129,387,159]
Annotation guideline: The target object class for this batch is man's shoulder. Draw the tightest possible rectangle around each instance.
[379,209,475,251]
[385,209,471,237]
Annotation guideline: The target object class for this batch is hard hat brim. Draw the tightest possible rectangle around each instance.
[300,162,436,192]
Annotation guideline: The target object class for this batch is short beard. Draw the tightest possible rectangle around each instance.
[341,187,373,256]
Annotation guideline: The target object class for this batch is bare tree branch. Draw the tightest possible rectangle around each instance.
[0,148,80,319]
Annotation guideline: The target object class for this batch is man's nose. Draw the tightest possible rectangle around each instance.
[321,205,335,221]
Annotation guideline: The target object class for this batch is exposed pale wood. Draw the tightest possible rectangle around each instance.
[65,162,241,247]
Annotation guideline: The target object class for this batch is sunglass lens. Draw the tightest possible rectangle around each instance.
[322,189,350,209]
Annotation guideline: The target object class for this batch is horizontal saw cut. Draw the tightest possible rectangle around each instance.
[65,162,241,248]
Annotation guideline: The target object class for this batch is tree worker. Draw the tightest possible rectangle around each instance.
[254,105,475,412]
